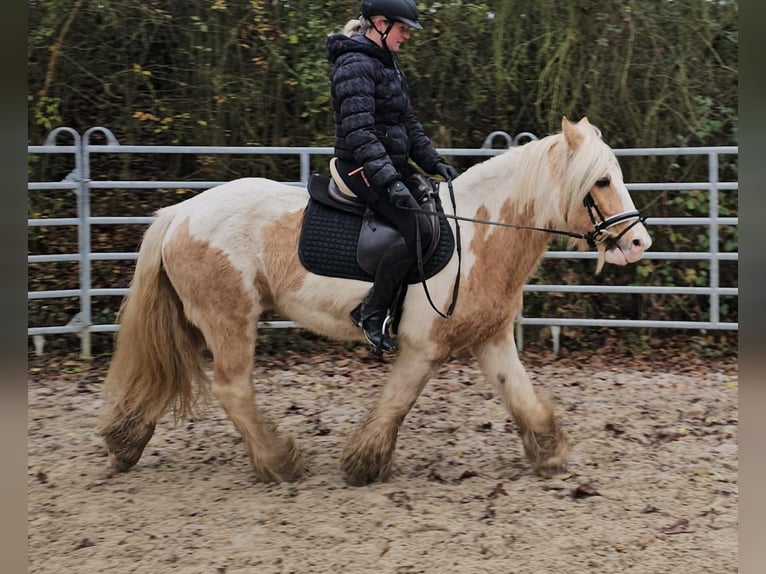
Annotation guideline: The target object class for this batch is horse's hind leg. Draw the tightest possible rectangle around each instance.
[159,220,306,482]
[206,326,307,482]
[341,344,439,485]
[472,327,571,478]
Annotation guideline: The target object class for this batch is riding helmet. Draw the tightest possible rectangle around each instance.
[361,0,423,30]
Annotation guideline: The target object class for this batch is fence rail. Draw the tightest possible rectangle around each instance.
[28,127,739,358]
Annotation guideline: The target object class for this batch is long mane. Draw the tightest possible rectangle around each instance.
[457,124,614,229]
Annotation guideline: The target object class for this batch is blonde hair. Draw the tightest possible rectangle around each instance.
[342,18,363,35]
[342,15,383,36]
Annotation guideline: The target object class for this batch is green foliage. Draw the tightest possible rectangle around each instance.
[27,0,738,151]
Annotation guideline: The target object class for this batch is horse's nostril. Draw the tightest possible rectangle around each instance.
[632,238,642,248]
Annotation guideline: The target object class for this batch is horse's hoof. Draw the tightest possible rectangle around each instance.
[250,437,308,483]
[537,463,572,480]
[278,460,310,483]
[107,451,138,473]
[101,419,155,473]
[343,472,379,487]
[341,457,392,486]
[255,467,309,484]
[343,468,388,486]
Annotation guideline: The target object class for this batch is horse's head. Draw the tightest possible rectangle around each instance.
[560,116,651,273]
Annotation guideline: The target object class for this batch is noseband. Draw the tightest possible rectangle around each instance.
[582,192,646,250]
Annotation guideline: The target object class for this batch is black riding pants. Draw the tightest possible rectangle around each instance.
[339,164,434,313]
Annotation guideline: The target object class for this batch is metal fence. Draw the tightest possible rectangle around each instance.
[28,127,739,358]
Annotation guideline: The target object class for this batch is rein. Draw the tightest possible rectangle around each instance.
[412,179,462,319]
[407,180,646,318]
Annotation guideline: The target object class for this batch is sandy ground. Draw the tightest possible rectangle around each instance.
[28,344,738,573]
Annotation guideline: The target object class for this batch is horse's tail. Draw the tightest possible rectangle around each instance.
[98,208,209,433]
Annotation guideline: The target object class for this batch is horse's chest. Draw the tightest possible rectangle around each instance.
[431,309,513,350]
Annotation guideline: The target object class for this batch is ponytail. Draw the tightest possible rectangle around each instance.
[342,18,363,35]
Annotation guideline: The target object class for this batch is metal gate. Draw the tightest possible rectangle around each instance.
[28,127,739,357]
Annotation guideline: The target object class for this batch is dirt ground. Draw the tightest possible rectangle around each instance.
[28,337,738,574]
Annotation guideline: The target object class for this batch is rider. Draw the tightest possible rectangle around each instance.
[327,0,458,354]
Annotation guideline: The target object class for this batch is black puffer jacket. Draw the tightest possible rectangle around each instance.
[326,32,443,190]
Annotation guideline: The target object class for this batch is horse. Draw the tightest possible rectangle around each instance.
[97,117,651,486]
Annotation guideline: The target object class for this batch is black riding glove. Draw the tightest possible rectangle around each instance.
[387,180,418,208]
[434,161,458,181]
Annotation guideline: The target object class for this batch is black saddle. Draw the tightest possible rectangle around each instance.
[298,169,454,284]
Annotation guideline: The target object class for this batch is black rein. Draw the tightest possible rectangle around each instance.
[407,181,646,318]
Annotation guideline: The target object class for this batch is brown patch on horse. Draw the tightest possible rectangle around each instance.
[165,220,307,482]
[163,219,254,376]
[429,201,549,354]
[260,209,308,297]
[589,179,627,224]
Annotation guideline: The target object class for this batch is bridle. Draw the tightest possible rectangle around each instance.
[582,192,646,250]
[407,180,647,319]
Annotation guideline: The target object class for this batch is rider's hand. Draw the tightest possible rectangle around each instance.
[434,161,458,181]
[387,180,417,208]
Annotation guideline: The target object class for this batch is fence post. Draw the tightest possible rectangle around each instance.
[76,128,120,359]
[299,151,311,185]
[708,151,720,326]
[44,128,92,357]
[76,132,92,359]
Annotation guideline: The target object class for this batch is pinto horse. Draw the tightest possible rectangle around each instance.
[98,117,651,485]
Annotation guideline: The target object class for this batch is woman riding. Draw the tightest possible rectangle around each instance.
[327,0,458,354]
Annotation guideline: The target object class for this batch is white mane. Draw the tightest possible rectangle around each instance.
[455,125,614,229]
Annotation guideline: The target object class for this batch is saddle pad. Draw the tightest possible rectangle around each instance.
[298,198,455,283]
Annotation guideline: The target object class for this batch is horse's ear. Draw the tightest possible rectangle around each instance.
[562,116,584,150]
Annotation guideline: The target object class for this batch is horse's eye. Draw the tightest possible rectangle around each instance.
[595,177,610,188]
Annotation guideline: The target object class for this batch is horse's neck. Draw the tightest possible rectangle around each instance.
[452,141,559,229]
[444,148,556,296]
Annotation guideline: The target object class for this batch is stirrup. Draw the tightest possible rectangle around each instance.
[362,324,397,355]
[381,315,392,337]
[349,304,397,354]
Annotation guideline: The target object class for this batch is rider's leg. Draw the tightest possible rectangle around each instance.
[344,172,435,354]
[351,237,412,353]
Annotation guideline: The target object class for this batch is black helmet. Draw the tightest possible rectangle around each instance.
[361,0,423,30]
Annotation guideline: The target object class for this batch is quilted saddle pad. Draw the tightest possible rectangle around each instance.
[298,198,455,283]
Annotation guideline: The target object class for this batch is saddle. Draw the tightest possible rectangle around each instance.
[298,159,455,284]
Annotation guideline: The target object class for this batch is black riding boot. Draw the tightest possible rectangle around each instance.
[350,298,397,354]
[350,241,413,354]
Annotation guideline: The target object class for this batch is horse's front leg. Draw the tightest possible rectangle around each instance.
[341,345,439,486]
[472,327,571,479]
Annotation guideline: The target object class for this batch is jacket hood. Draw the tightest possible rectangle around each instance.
[326,32,392,65]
